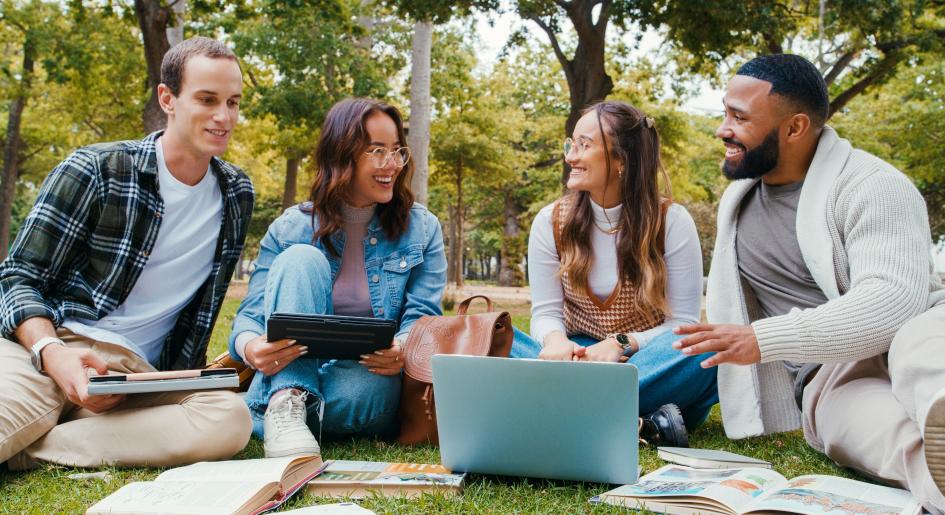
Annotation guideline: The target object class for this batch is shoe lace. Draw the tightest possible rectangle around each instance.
[270,391,308,432]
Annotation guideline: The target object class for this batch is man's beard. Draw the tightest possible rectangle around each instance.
[722,129,780,180]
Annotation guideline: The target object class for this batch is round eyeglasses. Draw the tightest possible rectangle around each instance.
[364,147,411,168]
[563,137,592,159]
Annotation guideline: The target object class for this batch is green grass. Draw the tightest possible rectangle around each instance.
[0,299,858,514]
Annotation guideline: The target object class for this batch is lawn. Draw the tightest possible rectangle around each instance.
[0,298,858,514]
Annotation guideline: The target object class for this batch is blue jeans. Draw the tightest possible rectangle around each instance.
[511,327,718,429]
[243,245,401,440]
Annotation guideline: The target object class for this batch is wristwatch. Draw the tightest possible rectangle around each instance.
[30,336,66,374]
[607,333,637,357]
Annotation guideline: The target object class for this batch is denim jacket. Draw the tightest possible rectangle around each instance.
[228,202,446,360]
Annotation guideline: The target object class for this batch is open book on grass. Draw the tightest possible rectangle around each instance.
[594,464,921,515]
[86,455,324,515]
[306,460,465,498]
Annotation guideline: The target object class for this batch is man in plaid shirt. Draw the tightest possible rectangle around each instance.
[0,37,255,469]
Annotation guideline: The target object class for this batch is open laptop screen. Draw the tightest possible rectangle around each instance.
[432,355,638,484]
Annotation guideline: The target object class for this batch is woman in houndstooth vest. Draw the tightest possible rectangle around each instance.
[512,100,718,447]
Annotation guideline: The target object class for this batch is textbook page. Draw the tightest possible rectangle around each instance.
[155,456,302,483]
[603,465,788,512]
[745,475,922,515]
[86,480,270,515]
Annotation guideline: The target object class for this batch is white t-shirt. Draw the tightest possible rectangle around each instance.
[62,138,223,365]
[527,199,703,347]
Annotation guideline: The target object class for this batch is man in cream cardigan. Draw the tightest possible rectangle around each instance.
[675,54,945,512]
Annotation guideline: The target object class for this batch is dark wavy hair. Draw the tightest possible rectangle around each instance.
[558,100,672,315]
[308,98,414,256]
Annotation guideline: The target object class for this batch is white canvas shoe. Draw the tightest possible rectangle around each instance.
[927,385,945,496]
[263,389,320,458]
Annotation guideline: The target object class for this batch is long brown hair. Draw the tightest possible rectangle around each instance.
[558,101,672,315]
[308,98,414,256]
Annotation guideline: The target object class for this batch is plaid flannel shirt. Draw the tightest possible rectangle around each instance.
[0,131,254,370]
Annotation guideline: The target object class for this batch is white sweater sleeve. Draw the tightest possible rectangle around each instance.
[528,204,568,344]
[627,204,703,347]
[527,202,704,347]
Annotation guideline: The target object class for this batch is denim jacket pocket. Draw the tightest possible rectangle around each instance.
[382,246,425,309]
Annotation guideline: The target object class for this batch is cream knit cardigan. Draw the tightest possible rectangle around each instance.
[707,126,945,438]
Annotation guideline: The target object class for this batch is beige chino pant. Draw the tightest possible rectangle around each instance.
[803,302,945,513]
[0,329,252,469]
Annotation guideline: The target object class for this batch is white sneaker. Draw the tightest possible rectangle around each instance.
[263,389,320,458]
[927,385,945,496]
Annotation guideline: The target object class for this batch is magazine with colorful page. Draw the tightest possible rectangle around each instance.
[594,464,921,515]
[306,460,465,499]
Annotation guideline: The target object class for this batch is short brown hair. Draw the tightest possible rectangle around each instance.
[161,36,238,97]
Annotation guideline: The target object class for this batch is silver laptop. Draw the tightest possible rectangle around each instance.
[431,355,638,484]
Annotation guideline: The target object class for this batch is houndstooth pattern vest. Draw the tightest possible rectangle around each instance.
[551,194,666,341]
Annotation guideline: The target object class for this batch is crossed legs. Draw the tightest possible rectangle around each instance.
[0,331,251,469]
[803,303,945,513]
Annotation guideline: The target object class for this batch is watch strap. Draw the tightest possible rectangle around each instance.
[31,336,65,373]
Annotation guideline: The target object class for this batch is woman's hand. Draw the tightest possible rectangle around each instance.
[538,333,581,361]
[244,334,305,376]
[574,338,627,363]
[360,339,404,376]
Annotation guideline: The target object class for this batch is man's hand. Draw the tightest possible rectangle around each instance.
[245,334,304,376]
[574,338,628,363]
[673,323,761,367]
[42,344,124,413]
[360,339,403,376]
[538,333,581,361]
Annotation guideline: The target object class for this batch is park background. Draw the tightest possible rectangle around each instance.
[1,0,945,512]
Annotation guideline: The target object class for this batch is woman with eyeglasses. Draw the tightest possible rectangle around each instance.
[514,101,717,447]
[228,98,446,457]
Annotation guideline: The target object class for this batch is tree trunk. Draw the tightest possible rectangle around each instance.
[407,20,433,205]
[282,157,300,210]
[165,0,186,48]
[498,191,523,286]
[527,1,614,184]
[0,40,34,261]
[448,156,464,287]
[448,205,459,285]
[135,0,172,133]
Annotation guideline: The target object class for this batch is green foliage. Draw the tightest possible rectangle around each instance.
[832,53,945,240]
[1,2,144,188]
[231,0,399,133]
[380,0,498,24]
[641,0,945,114]
[427,28,567,284]
[8,182,36,246]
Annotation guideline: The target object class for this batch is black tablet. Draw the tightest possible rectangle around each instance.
[267,313,397,360]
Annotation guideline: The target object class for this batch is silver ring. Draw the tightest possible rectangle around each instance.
[274,359,280,366]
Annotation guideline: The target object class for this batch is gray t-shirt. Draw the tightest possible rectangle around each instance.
[736,180,829,377]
